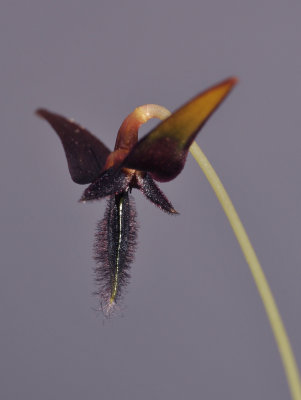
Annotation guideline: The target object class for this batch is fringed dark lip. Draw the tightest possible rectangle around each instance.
[93,193,138,314]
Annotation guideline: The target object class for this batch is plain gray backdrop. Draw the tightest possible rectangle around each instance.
[1,1,301,399]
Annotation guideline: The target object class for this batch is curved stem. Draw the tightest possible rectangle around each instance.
[189,141,301,400]
[115,104,171,150]
[126,103,301,399]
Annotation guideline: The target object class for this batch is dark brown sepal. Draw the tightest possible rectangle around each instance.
[137,173,178,214]
[36,108,111,184]
[80,168,131,202]
[124,137,185,182]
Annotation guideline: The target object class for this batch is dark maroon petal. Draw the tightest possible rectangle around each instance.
[80,168,131,202]
[36,108,111,184]
[122,77,237,182]
[137,173,178,214]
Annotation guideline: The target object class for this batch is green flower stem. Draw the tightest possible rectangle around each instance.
[189,140,301,400]
[131,103,300,398]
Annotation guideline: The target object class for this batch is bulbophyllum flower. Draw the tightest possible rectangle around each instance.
[36,77,237,314]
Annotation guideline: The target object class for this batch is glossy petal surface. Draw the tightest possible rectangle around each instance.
[36,109,111,184]
[122,77,237,182]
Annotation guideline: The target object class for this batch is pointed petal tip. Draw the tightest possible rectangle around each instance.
[228,76,239,85]
[218,76,239,90]
[35,108,56,122]
[35,108,47,118]
[223,76,239,91]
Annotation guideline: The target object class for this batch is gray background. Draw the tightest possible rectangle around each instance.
[1,1,301,399]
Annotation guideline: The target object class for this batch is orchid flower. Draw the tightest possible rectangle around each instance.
[36,77,237,314]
